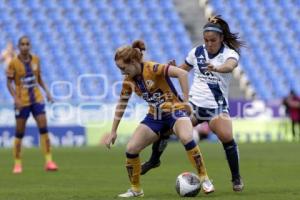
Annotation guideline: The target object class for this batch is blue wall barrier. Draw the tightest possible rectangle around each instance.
[0,126,86,148]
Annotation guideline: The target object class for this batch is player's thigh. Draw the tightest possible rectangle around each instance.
[126,124,159,154]
[209,113,233,142]
[173,117,193,145]
[15,118,27,133]
[34,114,48,128]
[191,114,198,126]
[15,106,30,133]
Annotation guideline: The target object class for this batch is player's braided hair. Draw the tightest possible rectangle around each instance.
[115,40,146,64]
[205,15,245,54]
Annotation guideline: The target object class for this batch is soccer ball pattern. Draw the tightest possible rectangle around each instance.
[175,172,201,197]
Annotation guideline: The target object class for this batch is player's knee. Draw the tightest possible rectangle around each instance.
[178,133,193,145]
[39,127,48,134]
[15,132,24,139]
[126,142,142,154]
[217,132,233,143]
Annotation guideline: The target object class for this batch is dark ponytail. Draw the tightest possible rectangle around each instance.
[205,15,245,54]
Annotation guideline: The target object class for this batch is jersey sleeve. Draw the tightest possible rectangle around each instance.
[6,60,15,78]
[185,47,196,67]
[152,63,166,76]
[226,49,240,62]
[120,79,133,99]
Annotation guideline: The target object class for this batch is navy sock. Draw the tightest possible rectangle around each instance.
[149,136,169,164]
[184,140,197,151]
[223,139,240,180]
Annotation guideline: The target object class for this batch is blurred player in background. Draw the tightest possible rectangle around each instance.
[0,41,16,70]
[6,36,58,174]
[105,40,214,197]
[142,15,245,192]
[192,121,212,142]
[283,90,300,141]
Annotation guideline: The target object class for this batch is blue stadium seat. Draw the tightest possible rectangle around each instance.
[0,0,193,103]
[209,0,300,99]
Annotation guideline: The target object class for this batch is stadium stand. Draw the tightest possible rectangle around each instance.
[1,0,299,103]
[208,0,300,100]
[0,0,192,104]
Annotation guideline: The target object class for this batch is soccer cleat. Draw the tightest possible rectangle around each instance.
[201,179,215,194]
[232,177,244,192]
[118,189,144,198]
[140,161,161,175]
[13,164,22,174]
[45,161,58,171]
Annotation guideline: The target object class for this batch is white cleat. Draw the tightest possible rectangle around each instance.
[118,189,144,198]
[201,179,215,194]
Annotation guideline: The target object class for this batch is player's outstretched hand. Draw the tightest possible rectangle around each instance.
[168,59,177,66]
[105,131,117,149]
[184,102,193,116]
[203,63,217,72]
[46,93,54,103]
[14,97,22,109]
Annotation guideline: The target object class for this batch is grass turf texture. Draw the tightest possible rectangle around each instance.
[0,142,299,200]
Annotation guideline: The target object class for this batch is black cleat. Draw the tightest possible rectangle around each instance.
[232,177,244,192]
[141,161,161,175]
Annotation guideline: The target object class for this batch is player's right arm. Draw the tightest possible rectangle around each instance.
[168,47,195,72]
[105,81,133,149]
[180,63,193,72]
[6,60,22,109]
[180,47,196,72]
[167,59,193,72]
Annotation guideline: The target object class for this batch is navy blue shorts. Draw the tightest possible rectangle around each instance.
[15,103,46,119]
[141,110,188,135]
[191,102,229,124]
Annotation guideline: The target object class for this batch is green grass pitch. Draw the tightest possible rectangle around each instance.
[0,142,299,200]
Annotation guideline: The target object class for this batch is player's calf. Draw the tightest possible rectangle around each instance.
[140,160,161,175]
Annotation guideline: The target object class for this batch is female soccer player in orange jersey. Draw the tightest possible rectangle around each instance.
[6,36,58,174]
[105,40,214,197]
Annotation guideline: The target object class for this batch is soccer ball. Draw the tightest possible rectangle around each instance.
[175,172,201,197]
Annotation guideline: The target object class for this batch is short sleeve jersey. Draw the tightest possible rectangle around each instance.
[185,44,239,108]
[6,54,44,106]
[120,61,185,115]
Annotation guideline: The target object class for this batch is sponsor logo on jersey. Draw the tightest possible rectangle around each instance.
[153,64,159,72]
[145,79,154,89]
[142,89,165,107]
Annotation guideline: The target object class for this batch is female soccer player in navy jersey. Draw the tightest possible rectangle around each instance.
[142,15,245,192]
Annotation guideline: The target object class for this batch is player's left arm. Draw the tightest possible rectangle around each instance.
[206,58,238,73]
[37,63,53,103]
[165,65,189,103]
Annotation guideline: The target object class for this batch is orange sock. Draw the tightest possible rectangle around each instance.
[126,153,141,192]
[185,141,209,182]
[13,138,22,165]
[40,133,52,162]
